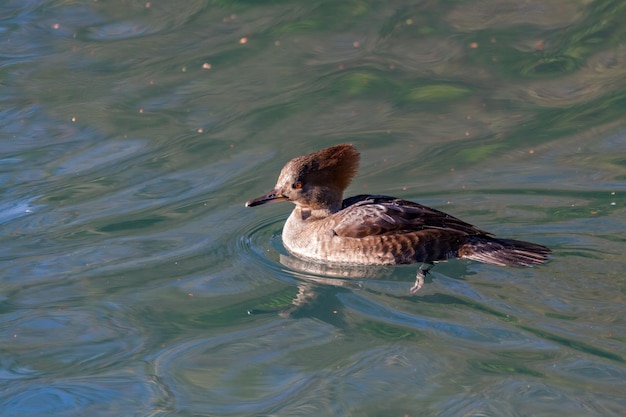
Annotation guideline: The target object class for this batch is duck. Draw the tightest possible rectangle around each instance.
[246,144,551,293]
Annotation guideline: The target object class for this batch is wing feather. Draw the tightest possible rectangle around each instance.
[333,195,488,238]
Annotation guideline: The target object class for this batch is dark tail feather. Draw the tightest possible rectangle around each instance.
[460,236,551,267]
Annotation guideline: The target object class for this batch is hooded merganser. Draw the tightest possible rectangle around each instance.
[246,144,551,293]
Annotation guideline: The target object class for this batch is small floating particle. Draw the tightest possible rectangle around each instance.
[535,40,545,51]
[145,2,151,8]
[274,40,280,46]
[239,37,248,44]
[71,117,77,122]
[353,41,360,48]
[610,202,616,206]
[139,108,144,113]
[197,128,204,133]
[469,42,478,49]
[202,63,211,70]
[406,19,413,25]
[529,149,535,154]
[52,23,60,30]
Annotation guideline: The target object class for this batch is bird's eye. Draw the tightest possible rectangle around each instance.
[293,182,302,190]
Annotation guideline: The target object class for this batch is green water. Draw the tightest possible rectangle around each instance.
[1,1,625,416]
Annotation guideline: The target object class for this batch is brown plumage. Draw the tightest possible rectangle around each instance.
[246,144,551,293]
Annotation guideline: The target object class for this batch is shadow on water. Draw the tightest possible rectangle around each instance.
[420,293,625,363]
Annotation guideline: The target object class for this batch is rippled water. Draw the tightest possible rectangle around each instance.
[2,1,625,416]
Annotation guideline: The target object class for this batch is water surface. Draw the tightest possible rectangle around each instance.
[1,1,625,416]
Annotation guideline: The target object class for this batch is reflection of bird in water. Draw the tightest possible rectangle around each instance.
[279,253,394,281]
[247,144,551,294]
[274,254,382,318]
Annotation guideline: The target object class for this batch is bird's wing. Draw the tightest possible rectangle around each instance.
[333,195,489,238]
